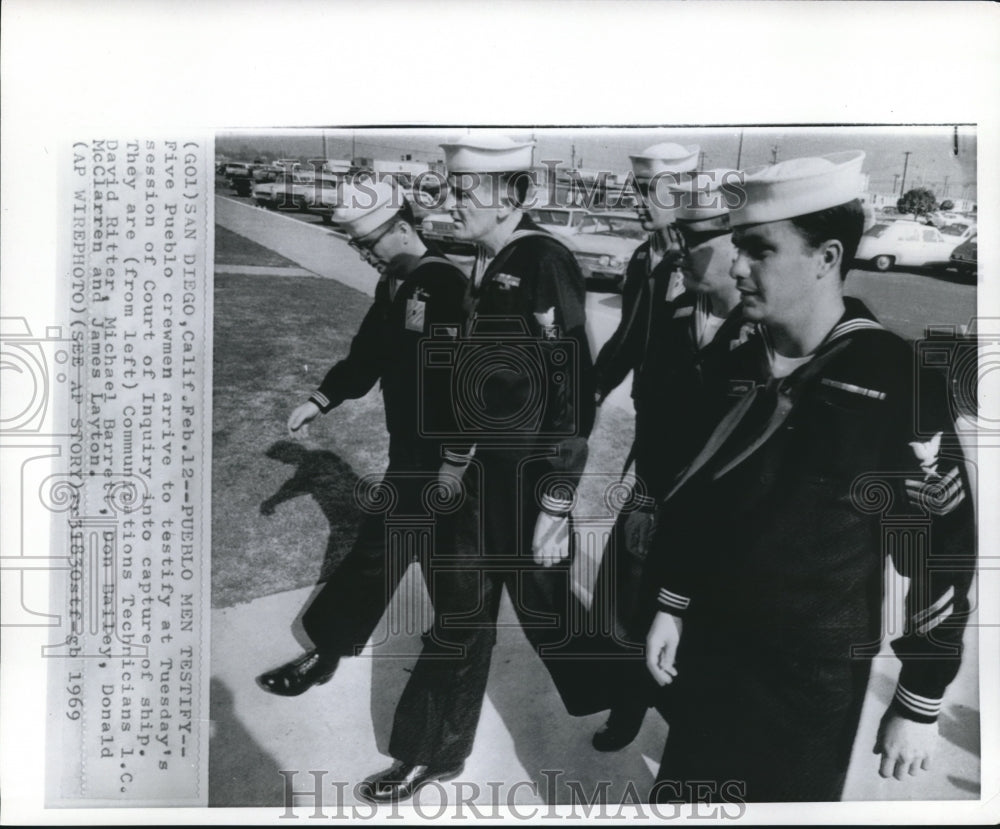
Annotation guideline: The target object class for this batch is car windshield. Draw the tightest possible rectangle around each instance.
[580,216,645,239]
[940,223,971,236]
[530,209,570,226]
[604,218,645,239]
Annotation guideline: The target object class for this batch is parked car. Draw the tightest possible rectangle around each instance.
[420,212,457,241]
[223,161,254,180]
[948,234,977,281]
[417,213,477,257]
[938,221,977,244]
[253,172,317,211]
[855,220,960,272]
[303,176,346,223]
[569,211,646,290]
[527,207,589,237]
[251,164,282,183]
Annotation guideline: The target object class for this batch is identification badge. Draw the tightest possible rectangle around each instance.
[405,297,426,332]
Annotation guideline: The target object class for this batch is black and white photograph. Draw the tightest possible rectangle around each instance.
[207,125,982,810]
[1,1,999,825]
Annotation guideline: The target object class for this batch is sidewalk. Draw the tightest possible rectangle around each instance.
[208,572,980,808]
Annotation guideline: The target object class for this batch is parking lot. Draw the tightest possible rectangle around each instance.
[216,173,977,349]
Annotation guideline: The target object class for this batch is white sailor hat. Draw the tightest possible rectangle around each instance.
[440,134,534,173]
[667,169,737,232]
[629,142,700,180]
[729,151,866,227]
[331,180,405,239]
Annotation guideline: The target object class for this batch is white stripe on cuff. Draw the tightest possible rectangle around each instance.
[658,588,690,611]
[311,392,330,408]
[894,685,943,717]
[632,493,656,510]
[443,449,472,465]
[912,586,955,626]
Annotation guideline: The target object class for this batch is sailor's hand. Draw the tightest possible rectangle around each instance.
[874,710,938,781]
[646,611,682,686]
[288,401,321,437]
[532,512,570,568]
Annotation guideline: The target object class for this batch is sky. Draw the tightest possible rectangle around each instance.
[218,124,977,201]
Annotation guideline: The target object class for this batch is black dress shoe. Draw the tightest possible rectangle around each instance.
[357,760,465,803]
[255,650,338,696]
[592,703,647,752]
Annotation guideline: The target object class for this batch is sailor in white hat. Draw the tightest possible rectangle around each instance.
[628,141,700,229]
[256,179,469,707]
[631,142,700,301]
[356,133,599,803]
[595,143,702,412]
[645,151,975,802]
[589,170,745,752]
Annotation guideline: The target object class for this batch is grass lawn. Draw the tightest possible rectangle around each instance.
[215,225,303,268]
[212,228,635,608]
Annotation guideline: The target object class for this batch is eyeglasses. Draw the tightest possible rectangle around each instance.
[348,221,396,258]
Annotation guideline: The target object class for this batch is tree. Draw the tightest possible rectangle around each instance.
[896,188,938,219]
[939,199,955,211]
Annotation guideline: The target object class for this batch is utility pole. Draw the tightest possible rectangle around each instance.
[942,175,949,196]
[571,143,576,170]
[736,129,744,168]
[900,151,912,197]
[698,151,706,169]
[351,130,357,166]
[322,129,328,161]
[892,173,900,194]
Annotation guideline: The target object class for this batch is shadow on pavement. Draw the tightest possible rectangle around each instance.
[946,775,980,796]
[939,703,980,757]
[485,609,662,805]
[209,677,286,807]
[260,439,363,648]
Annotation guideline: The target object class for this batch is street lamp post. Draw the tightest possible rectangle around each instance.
[899,151,912,197]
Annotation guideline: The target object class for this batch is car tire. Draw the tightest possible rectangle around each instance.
[873,255,894,272]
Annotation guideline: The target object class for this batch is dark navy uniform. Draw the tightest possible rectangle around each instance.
[589,287,747,715]
[595,234,684,413]
[648,298,976,802]
[597,293,746,628]
[300,250,468,658]
[387,214,599,767]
